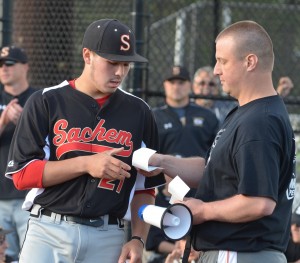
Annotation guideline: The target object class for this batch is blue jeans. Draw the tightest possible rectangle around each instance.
[0,199,29,261]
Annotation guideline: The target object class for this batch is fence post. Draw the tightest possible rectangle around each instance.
[212,0,220,65]
[1,0,13,46]
[131,0,146,99]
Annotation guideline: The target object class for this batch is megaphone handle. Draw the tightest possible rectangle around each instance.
[182,234,192,263]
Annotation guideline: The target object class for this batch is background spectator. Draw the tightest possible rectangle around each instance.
[152,65,219,158]
[0,46,36,262]
[192,66,237,124]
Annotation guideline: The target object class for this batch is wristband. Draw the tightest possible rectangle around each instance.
[131,236,145,248]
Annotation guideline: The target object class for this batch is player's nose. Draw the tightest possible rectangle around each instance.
[115,63,127,77]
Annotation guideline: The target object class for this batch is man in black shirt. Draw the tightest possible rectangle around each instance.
[139,21,295,263]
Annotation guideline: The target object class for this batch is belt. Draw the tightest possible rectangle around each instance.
[31,208,123,228]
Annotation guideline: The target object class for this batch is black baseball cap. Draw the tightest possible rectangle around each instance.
[165,65,191,82]
[0,227,13,235]
[292,205,300,226]
[82,19,148,63]
[0,46,28,63]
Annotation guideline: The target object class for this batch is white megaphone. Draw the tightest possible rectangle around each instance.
[138,203,192,240]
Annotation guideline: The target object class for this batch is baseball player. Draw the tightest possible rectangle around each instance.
[5,19,165,263]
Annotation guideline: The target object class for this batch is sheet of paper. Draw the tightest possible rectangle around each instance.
[168,175,190,204]
[132,148,162,171]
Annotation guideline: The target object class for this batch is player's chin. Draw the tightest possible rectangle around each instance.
[104,86,119,93]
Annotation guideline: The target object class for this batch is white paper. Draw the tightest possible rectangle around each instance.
[132,148,161,171]
[168,175,190,204]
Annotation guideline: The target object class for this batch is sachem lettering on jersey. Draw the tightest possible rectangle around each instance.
[53,119,133,159]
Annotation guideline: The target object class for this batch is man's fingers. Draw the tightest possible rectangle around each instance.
[108,148,131,172]
[107,147,124,156]
[7,98,19,106]
[89,148,132,180]
[103,154,131,179]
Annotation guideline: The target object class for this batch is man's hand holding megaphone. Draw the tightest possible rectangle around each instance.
[133,148,195,241]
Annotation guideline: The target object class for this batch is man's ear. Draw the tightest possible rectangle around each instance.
[82,48,92,64]
[245,53,258,71]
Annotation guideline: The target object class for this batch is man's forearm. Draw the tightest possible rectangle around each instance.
[156,154,205,188]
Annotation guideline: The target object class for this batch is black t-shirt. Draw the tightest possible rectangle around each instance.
[0,86,36,199]
[193,95,295,252]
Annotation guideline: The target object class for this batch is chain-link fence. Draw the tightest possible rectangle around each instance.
[1,0,135,88]
[1,0,300,123]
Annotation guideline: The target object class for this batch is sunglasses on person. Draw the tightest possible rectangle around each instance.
[0,235,5,245]
[0,60,18,67]
[196,80,216,87]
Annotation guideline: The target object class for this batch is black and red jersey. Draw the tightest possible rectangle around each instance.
[5,81,165,218]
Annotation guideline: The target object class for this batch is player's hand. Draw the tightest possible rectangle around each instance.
[0,98,21,129]
[86,147,131,180]
[118,239,143,263]
[5,98,23,125]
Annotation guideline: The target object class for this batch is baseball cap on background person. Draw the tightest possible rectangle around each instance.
[0,46,28,63]
[82,19,148,63]
[164,65,191,82]
[292,205,300,226]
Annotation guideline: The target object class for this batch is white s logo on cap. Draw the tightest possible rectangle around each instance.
[1,47,10,57]
[120,35,130,51]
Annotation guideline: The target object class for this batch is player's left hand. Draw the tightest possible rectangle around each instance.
[86,147,131,180]
[118,239,143,263]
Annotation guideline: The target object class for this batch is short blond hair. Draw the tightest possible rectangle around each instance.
[216,20,274,71]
